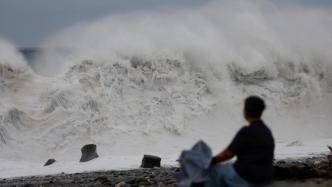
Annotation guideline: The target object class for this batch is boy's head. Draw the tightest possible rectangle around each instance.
[244,96,266,121]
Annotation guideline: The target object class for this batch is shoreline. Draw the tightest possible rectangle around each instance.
[0,167,331,187]
[0,155,331,187]
[0,167,178,187]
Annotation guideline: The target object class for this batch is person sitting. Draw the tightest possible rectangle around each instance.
[206,96,275,187]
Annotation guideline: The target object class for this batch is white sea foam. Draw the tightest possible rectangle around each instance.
[0,0,332,177]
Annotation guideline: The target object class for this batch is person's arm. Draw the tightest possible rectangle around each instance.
[211,127,247,165]
[211,148,234,165]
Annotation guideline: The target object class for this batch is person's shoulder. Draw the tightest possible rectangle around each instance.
[253,120,270,129]
[240,125,249,130]
[260,121,272,131]
[259,121,274,138]
[237,125,249,135]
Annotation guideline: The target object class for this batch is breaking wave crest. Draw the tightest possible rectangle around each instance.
[0,51,331,154]
[0,52,214,156]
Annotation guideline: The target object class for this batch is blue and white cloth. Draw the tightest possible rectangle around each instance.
[176,140,212,187]
[176,140,250,187]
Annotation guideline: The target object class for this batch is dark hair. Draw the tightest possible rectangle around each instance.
[244,96,266,118]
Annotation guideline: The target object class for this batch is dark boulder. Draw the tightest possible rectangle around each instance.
[44,159,56,166]
[274,164,318,179]
[80,144,99,162]
[273,154,332,180]
[140,155,161,168]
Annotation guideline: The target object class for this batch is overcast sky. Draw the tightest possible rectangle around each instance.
[0,0,331,47]
[0,0,207,47]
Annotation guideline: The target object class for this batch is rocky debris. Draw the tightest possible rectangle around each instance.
[1,153,332,186]
[274,154,332,180]
[44,159,56,166]
[141,155,161,168]
[79,144,98,162]
[0,167,178,187]
[1,165,332,187]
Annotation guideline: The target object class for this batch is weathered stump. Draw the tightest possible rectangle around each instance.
[141,155,161,168]
[80,144,99,162]
[44,159,56,166]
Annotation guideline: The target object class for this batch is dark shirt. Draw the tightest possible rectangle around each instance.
[228,120,275,184]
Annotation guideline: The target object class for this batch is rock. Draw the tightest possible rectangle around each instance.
[115,181,127,187]
[141,155,161,168]
[44,159,56,166]
[94,177,111,185]
[79,144,99,162]
[274,154,332,179]
[274,164,318,179]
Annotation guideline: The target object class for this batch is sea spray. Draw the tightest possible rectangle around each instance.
[0,0,331,162]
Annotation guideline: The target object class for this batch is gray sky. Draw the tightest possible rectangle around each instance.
[0,0,206,47]
[0,0,331,47]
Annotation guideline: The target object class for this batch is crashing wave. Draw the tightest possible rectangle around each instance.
[0,108,36,144]
[0,56,213,149]
[1,52,331,149]
[0,40,33,93]
[227,60,329,105]
[60,56,212,136]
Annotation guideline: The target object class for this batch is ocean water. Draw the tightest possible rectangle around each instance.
[19,48,40,65]
[0,0,331,178]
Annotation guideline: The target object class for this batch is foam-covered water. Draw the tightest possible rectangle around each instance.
[0,0,331,172]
